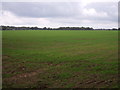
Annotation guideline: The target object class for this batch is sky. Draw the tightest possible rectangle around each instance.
[0,0,119,29]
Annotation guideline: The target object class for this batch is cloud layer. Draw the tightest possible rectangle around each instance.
[1,1,118,28]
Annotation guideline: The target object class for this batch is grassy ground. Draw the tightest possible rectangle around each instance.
[2,30,118,88]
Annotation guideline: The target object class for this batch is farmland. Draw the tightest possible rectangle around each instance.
[2,30,118,88]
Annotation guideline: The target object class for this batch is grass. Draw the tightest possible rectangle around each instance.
[2,30,118,88]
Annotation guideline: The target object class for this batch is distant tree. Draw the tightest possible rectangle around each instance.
[112,28,117,30]
[43,27,47,30]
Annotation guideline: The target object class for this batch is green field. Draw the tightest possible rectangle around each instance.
[2,30,118,88]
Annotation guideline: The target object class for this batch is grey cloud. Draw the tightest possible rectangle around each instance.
[1,2,118,28]
[85,2,118,22]
[118,1,120,28]
[2,2,81,18]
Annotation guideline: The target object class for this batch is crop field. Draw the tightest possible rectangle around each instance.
[2,30,118,88]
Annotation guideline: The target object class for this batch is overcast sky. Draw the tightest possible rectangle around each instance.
[0,0,119,29]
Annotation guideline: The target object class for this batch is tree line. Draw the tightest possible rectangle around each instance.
[0,26,119,30]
